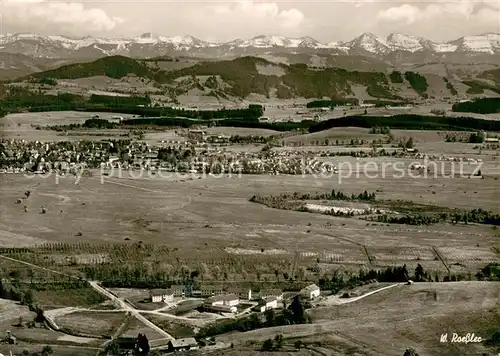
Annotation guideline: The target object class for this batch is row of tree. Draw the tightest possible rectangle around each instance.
[452,97,500,114]
[370,208,500,226]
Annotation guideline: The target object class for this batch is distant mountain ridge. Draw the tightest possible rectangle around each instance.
[1,32,499,60]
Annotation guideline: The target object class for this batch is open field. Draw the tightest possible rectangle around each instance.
[55,310,127,338]
[143,314,196,339]
[0,111,136,141]
[0,299,36,327]
[283,127,387,145]
[0,343,99,356]
[0,167,498,276]
[167,299,204,316]
[205,126,280,137]
[119,316,166,340]
[219,282,500,356]
[31,288,107,309]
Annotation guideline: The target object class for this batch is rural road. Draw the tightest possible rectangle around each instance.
[89,281,175,341]
[316,282,405,306]
[0,254,175,342]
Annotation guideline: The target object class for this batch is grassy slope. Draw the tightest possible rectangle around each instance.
[462,68,500,94]
[21,55,404,100]
[160,57,400,99]
[219,282,500,356]
[26,55,156,81]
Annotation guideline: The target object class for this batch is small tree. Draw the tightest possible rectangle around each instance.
[22,289,35,308]
[274,334,284,349]
[106,341,120,356]
[295,340,302,349]
[262,338,274,351]
[264,308,275,326]
[414,264,425,282]
[403,347,419,356]
[41,345,53,356]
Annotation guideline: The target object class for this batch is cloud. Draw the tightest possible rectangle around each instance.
[377,1,497,26]
[211,0,305,28]
[377,4,421,24]
[2,0,124,34]
[278,9,305,28]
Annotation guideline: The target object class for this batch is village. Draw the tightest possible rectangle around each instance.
[1,129,496,179]
[112,282,321,354]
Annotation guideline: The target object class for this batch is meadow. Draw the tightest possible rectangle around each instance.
[219,282,500,356]
[0,162,498,281]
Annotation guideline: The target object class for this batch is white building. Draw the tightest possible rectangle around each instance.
[200,284,224,297]
[167,337,199,352]
[260,297,278,310]
[206,294,239,307]
[203,303,237,313]
[227,287,252,301]
[301,284,320,299]
[256,289,283,301]
[149,289,174,303]
[203,295,239,313]
[170,284,187,297]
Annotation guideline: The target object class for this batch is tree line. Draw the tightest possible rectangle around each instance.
[309,114,500,133]
[369,208,500,226]
[452,97,500,114]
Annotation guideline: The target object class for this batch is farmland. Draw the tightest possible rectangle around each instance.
[0,166,498,276]
[55,311,127,338]
[0,108,499,356]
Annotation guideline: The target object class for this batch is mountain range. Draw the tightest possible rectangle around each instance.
[1,32,499,60]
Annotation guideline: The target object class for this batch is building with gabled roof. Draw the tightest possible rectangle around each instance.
[256,289,283,301]
[301,283,320,299]
[166,337,199,352]
[149,289,174,303]
[226,287,252,301]
[205,294,239,307]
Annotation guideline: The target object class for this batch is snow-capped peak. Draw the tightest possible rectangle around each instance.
[346,32,390,53]
[133,32,159,44]
[297,36,329,49]
[0,32,499,59]
[449,34,500,54]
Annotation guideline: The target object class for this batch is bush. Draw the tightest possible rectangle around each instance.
[262,339,274,351]
[389,71,404,83]
[468,132,485,143]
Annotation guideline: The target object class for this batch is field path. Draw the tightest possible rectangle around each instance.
[87,176,193,212]
[0,254,80,280]
[316,282,404,306]
[432,246,450,274]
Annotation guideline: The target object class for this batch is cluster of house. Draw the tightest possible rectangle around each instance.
[186,129,231,144]
[149,283,321,314]
[0,139,148,172]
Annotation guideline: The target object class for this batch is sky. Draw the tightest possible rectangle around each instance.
[1,0,499,43]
